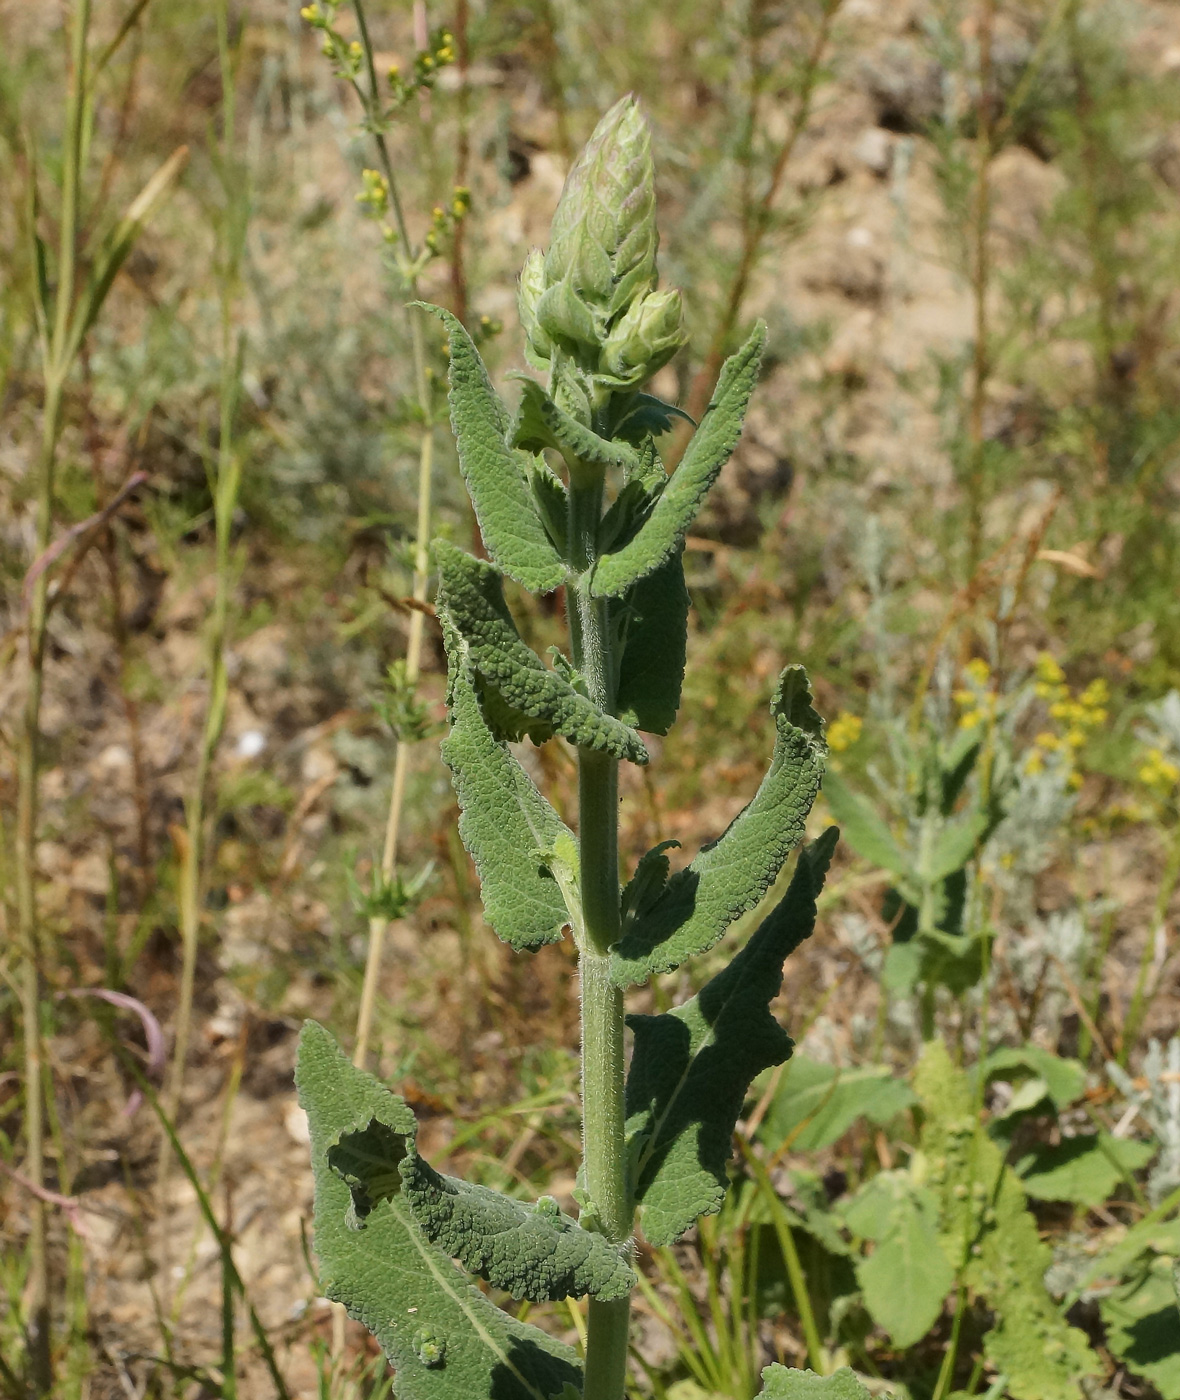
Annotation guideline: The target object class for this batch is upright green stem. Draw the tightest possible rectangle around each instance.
[159,0,243,1210]
[965,0,995,578]
[349,0,436,1070]
[16,0,91,1382]
[569,474,631,1400]
[14,379,62,1397]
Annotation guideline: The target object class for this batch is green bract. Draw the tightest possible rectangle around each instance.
[297,96,835,1400]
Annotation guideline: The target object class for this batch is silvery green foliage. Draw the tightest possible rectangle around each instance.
[1139,689,1180,755]
[1109,1038,1180,1205]
[296,96,830,1397]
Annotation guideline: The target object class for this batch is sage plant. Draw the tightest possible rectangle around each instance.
[296,97,840,1400]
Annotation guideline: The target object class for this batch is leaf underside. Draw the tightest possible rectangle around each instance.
[611,665,826,986]
[625,828,839,1246]
[436,540,648,765]
[615,550,690,735]
[295,1022,582,1400]
[441,662,572,950]
[417,305,567,595]
[589,320,767,599]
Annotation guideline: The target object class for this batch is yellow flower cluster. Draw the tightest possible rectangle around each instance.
[827,712,863,753]
[424,186,471,254]
[355,167,390,217]
[1024,656,1108,787]
[954,657,997,730]
[1139,747,1180,792]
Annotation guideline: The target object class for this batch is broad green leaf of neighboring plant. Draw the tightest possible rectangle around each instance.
[417,305,567,595]
[611,667,826,986]
[980,1046,1086,1116]
[512,377,641,473]
[625,828,838,1245]
[926,808,988,882]
[759,1367,872,1399]
[758,1055,916,1154]
[589,322,767,599]
[294,1022,583,1400]
[435,541,648,765]
[1016,1133,1156,1208]
[915,1041,1099,1400]
[842,1171,953,1348]
[614,550,690,735]
[820,769,915,895]
[440,662,575,950]
[1101,1255,1180,1399]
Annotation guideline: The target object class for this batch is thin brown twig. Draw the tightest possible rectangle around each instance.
[677,0,843,441]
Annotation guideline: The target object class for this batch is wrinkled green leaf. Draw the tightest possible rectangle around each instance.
[759,1367,872,1399]
[611,667,825,985]
[1017,1133,1156,1208]
[512,378,640,472]
[436,541,647,765]
[329,1105,634,1302]
[399,1157,635,1303]
[418,306,567,594]
[759,1055,916,1154]
[295,1022,583,1400]
[589,322,767,598]
[844,1172,953,1347]
[625,829,838,1245]
[440,663,574,951]
[615,550,689,735]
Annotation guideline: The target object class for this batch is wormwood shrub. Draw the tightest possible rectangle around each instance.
[295,98,859,1400]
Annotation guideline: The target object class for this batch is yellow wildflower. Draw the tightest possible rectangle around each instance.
[1081,678,1109,707]
[1036,653,1065,685]
[965,658,991,685]
[827,713,863,753]
[1139,748,1180,790]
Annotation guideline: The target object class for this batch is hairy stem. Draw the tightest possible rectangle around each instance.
[570,474,631,1400]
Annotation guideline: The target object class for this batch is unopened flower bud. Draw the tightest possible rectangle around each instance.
[544,96,657,318]
[599,287,686,387]
[518,249,553,367]
[535,279,599,359]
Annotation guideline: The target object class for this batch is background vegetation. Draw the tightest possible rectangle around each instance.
[3,0,1180,1396]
